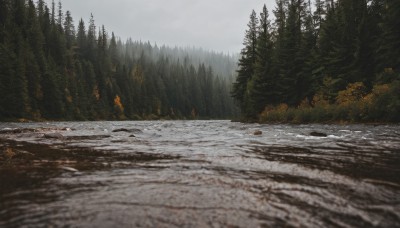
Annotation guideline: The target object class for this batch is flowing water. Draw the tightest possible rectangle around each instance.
[0,120,399,227]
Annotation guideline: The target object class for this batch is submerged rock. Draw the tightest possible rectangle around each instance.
[254,130,262,135]
[44,133,64,139]
[310,132,328,137]
[64,135,110,140]
[112,128,142,133]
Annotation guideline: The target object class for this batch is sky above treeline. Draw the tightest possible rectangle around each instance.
[43,0,275,54]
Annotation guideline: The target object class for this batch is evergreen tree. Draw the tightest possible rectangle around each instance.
[248,5,274,114]
[64,10,75,49]
[296,0,318,102]
[0,41,16,118]
[56,0,63,31]
[109,32,118,68]
[13,39,31,117]
[41,69,64,118]
[76,18,86,57]
[232,10,259,116]
[376,0,400,72]
[270,0,289,104]
[86,13,96,61]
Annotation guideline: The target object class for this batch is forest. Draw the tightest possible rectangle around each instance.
[0,0,238,121]
[232,0,400,123]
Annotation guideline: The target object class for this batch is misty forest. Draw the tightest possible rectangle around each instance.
[0,0,238,121]
[233,0,399,123]
[1,0,400,227]
[1,0,399,123]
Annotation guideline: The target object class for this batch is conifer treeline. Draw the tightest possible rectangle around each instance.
[233,0,400,122]
[0,0,238,121]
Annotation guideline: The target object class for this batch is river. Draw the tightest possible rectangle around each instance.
[0,120,399,227]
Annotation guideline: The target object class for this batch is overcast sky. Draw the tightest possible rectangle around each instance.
[44,0,276,54]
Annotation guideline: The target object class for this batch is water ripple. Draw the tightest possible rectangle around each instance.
[0,121,399,227]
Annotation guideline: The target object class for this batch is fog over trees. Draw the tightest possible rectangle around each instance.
[0,0,239,120]
[1,0,398,123]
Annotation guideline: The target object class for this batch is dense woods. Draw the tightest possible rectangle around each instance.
[0,0,238,121]
[233,0,400,123]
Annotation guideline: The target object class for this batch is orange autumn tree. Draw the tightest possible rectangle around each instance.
[114,95,125,119]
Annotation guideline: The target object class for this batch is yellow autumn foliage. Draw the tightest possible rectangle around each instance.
[312,92,330,108]
[259,80,400,123]
[259,103,289,122]
[336,82,367,105]
[298,98,312,109]
[362,84,390,105]
[114,95,124,112]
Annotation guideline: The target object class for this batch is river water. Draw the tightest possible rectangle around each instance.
[0,120,399,227]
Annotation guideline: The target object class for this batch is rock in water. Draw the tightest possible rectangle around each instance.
[254,130,262,135]
[112,128,129,133]
[112,128,142,133]
[310,132,328,137]
[44,133,64,139]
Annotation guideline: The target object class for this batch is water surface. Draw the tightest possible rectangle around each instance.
[0,121,399,227]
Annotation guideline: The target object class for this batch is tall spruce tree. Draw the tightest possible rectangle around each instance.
[232,10,259,117]
[270,0,289,104]
[248,5,274,115]
[296,0,318,102]
[64,10,75,49]
[376,0,400,72]
[76,18,86,57]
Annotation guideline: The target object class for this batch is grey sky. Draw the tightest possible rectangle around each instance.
[45,0,276,54]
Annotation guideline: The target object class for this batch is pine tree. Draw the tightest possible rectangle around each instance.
[376,0,400,72]
[270,0,288,104]
[87,13,96,61]
[7,33,31,118]
[0,41,16,118]
[232,10,259,116]
[19,1,43,118]
[56,0,63,31]
[248,5,274,114]
[276,0,304,105]
[64,10,75,49]
[76,18,86,57]
[41,68,64,119]
[352,0,376,86]
[109,32,118,68]
[296,0,318,102]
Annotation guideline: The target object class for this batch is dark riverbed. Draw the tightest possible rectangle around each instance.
[0,121,399,227]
